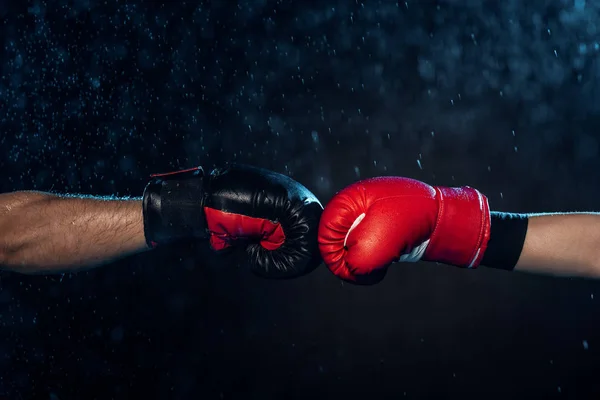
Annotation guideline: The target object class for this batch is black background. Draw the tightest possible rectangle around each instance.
[1,0,600,399]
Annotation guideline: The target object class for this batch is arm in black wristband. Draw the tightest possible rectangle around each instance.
[480,212,529,270]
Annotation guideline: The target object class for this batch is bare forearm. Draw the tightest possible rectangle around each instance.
[514,213,600,278]
[0,191,149,274]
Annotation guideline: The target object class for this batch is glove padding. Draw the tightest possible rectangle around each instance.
[143,164,323,278]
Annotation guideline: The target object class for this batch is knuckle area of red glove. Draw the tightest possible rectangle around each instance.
[318,190,394,278]
[318,197,362,274]
[345,242,392,276]
[319,226,391,278]
[318,190,366,240]
[327,252,382,281]
[204,207,285,251]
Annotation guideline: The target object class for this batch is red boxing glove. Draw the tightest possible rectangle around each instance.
[318,176,491,283]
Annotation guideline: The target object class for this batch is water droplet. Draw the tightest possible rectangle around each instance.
[311,131,319,144]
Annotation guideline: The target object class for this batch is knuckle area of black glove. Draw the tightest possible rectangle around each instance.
[246,240,308,273]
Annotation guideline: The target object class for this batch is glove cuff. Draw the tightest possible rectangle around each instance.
[142,166,209,248]
[424,186,491,268]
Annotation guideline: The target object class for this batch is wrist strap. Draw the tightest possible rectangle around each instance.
[142,166,209,248]
[424,186,491,268]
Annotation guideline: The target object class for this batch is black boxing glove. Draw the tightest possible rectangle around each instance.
[142,164,323,278]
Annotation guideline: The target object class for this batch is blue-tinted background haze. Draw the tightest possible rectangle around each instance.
[1,0,600,399]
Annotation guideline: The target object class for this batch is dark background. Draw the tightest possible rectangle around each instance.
[1,0,600,398]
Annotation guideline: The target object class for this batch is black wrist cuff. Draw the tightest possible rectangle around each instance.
[142,168,209,248]
[142,180,163,248]
[481,212,529,271]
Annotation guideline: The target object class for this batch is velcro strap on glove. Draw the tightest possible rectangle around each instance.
[424,186,491,268]
[142,166,208,248]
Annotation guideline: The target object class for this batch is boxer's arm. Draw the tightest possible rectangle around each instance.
[513,213,600,278]
[0,191,148,274]
[482,212,600,278]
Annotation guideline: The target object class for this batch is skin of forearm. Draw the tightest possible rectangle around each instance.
[514,213,600,278]
[0,191,149,274]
